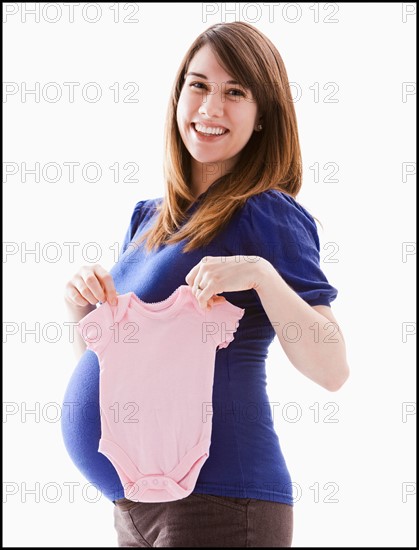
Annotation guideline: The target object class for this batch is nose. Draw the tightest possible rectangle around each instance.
[198,84,224,118]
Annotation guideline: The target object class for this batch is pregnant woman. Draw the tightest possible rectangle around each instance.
[62,21,350,547]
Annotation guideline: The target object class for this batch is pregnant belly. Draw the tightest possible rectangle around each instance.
[61,349,123,502]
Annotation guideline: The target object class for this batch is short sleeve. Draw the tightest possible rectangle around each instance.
[206,298,245,350]
[120,198,163,257]
[120,200,146,256]
[240,190,338,307]
[77,301,114,355]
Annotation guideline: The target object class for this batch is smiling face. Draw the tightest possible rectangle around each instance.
[176,44,260,194]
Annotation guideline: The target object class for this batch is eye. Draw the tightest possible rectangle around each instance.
[227,89,245,97]
[189,82,246,97]
[190,82,208,90]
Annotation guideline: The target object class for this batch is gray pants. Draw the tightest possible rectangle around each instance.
[113,493,293,547]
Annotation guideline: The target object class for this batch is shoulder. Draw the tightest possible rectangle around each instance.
[241,189,319,237]
[129,197,163,231]
[131,197,162,216]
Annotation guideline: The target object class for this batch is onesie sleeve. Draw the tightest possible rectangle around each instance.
[207,299,245,350]
[240,190,338,307]
[77,301,114,355]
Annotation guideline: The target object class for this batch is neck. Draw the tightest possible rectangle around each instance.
[190,159,233,199]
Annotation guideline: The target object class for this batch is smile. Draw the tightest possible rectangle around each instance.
[191,123,229,139]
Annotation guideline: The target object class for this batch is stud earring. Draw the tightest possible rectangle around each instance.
[257,124,263,131]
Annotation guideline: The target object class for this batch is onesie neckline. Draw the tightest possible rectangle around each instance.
[128,285,190,319]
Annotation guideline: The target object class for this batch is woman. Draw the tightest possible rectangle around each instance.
[62,21,350,547]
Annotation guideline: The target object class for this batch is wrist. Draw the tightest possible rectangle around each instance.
[253,257,278,293]
[64,297,96,321]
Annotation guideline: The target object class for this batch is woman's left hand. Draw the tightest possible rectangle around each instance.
[184,255,271,309]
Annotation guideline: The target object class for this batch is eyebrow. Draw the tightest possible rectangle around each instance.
[184,72,242,86]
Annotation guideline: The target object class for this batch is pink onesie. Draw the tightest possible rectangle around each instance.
[77,284,245,503]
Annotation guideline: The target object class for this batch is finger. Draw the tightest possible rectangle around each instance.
[197,284,214,309]
[79,267,108,304]
[194,279,203,294]
[204,293,225,309]
[72,274,103,306]
[185,263,200,287]
[206,297,215,310]
[93,265,118,305]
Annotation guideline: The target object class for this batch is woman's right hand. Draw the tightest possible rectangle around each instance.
[64,264,119,309]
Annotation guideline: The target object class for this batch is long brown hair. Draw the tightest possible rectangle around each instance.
[135,21,305,254]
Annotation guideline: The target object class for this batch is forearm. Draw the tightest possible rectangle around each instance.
[254,258,349,391]
[64,299,96,362]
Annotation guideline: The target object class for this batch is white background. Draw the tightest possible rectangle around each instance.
[3,2,416,547]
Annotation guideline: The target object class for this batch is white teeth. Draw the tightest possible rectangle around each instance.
[194,123,227,136]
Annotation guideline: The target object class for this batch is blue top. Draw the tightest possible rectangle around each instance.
[61,187,338,505]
